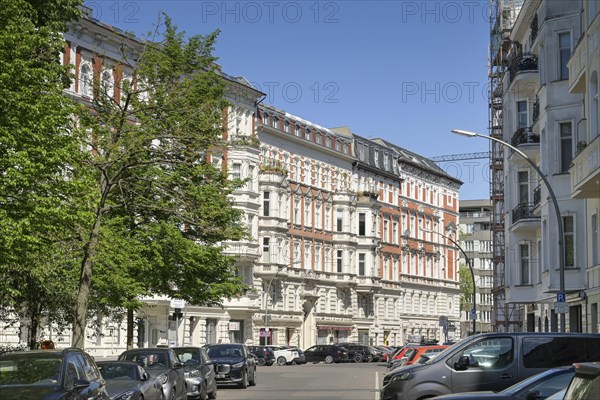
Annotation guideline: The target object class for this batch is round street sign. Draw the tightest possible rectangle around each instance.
[170,298,186,309]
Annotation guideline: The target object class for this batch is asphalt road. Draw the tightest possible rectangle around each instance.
[214,361,388,400]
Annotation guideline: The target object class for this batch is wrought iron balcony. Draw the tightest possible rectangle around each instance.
[532,97,540,124]
[511,127,539,147]
[509,53,538,84]
[512,203,538,224]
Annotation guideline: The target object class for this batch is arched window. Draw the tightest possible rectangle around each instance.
[101,70,114,99]
[590,71,598,141]
[79,64,92,98]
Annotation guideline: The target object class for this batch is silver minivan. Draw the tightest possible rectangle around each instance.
[381,332,600,400]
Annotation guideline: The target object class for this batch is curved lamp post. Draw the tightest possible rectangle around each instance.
[451,129,566,333]
[263,260,301,344]
[422,227,477,335]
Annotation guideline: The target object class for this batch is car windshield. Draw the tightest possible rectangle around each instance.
[0,356,62,386]
[98,363,137,380]
[206,346,242,359]
[173,349,200,365]
[121,351,169,369]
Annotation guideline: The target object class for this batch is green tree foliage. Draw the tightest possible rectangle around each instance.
[459,264,474,312]
[0,0,89,348]
[73,15,247,348]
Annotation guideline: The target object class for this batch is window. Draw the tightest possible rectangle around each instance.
[263,192,270,217]
[592,213,598,266]
[305,129,311,140]
[517,100,528,128]
[315,203,322,230]
[337,250,343,273]
[518,170,529,204]
[358,213,366,236]
[563,216,574,268]
[358,253,366,276]
[520,243,530,284]
[590,72,598,141]
[452,337,514,369]
[293,198,300,224]
[295,125,301,137]
[384,219,389,242]
[558,32,571,80]
[335,141,341,151]
[336,209,343,232]
[262,112,269,125]
[230,163,241,180]
[393,221,398,244]
[79,64,92,97]
[263,238,270,261]
[316,134,322,144]
[284,120,290,133]
[523,336,600,368]
[247,165,255,191]
[272,116,278,128]
[560,122,573,173]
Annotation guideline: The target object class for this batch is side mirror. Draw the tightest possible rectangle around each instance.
[454,355,471,371]
[141,372,150,381]
[174,362,183,369]
[73,379,91,390]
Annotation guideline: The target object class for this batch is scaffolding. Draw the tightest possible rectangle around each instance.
[488,0,523,332]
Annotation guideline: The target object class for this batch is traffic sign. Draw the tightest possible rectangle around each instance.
[170,298,186,309]
[554,302,568,314]
[556,293,566,302]
[438,315,448,327]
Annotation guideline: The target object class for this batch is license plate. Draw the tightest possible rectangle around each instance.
[217,374,226,379]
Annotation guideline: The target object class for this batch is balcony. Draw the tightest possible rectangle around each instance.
[333,272,357,288]
[508,53,538,86]
[571,136,600,199]
[355,276,381,293]
[511,203,540,231]
[532,97,539,125]
[510,127,540,160]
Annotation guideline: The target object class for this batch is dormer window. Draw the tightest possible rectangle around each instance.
[284,120,290,133]
[295,125,301,137]
[272,116,278,128]
[262,112,269,124]
[305,129,311,140]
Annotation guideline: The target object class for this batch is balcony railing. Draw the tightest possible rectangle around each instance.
[509,53,538,84]
[511,127,539,147]
[533,185,541,208]
[512,203,538,224]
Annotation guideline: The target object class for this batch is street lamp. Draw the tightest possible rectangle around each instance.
[263,260,301,345]
[422,227,477,335]
[451,129,566,332]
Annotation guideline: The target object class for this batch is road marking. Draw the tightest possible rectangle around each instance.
[375,370,379,400]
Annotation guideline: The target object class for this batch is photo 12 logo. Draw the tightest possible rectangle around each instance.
[400,1,491,24]
[250,81,340,104]
[86,1,140,24]
[200,1,340,24]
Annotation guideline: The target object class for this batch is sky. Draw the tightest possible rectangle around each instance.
[85,0,494,199]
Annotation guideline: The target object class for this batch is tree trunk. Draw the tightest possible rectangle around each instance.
[126,307,134,350]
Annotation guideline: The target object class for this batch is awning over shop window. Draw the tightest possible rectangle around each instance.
[317,325,352,331]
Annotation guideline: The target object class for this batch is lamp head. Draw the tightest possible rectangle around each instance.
[451,129,478,137]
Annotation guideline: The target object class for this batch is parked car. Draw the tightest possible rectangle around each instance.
[338,343,372,363]
[0,348,109,400]
[205,344,256,388]
[367,346,384,362]
[430,365,575,400]
[247,346,276,366]
[118,348,186,400]
[303,345,349,364]
[381,332,600,400]
[286,347,306,364]
[397,345,449,367]
[268,345,299,366]
[563,362,600,400]
[387,347,414,369]
[172,347,217,400]
[97,361,164,400]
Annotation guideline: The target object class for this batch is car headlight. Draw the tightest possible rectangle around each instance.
[186,369,200,378]
[232,362,244,369]
[157,373,168,384]
[389,372,412,382]
[114,391,136,400]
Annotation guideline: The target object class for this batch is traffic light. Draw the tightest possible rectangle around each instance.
[171,308,183,320]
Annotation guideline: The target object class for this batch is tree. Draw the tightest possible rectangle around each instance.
[72,15,247,348]
[0,0,88,348]
[459,264,474,313]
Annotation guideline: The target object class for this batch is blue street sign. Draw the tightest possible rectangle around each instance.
[557,293,566,302]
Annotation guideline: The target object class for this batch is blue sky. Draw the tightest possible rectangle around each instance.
[86,0,493,199]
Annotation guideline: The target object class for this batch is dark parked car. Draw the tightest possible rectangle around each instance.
[303,345,349,364]
[205,344,256,389]
[338,343,371,363]
[97,361,163,400]
[247,346,276,366]
[430,366,575,400]
[0,348,109,400]
[119,348,186,400]
[173,347,217,400]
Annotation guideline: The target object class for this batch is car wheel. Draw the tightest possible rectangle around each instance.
[238,371,248,389]
[325,355,334,364]
[208,385,217,400]
[170,387,177,400]
[353,355,362,363]
[197,381,207,400]
[366,355,374,362]
[249,368,257,386]
[256,358,266,366]
[277,356,287,366]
